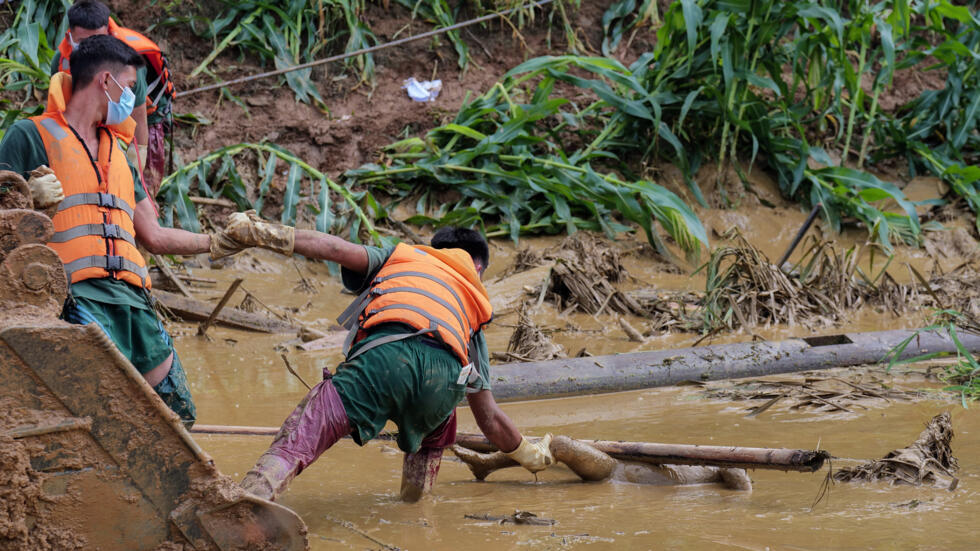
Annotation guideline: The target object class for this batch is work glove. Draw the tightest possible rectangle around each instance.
[505,434,555,474]
[209,227,248,260]
[126,143,148,173]
[226,210,295,257]
[27,166,64,209]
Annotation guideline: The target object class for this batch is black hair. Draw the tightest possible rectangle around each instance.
[68,0,111,30]
[70,35,144,93]
[431,227,490,271]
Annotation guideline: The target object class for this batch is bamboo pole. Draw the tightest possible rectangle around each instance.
[190,425,828,472]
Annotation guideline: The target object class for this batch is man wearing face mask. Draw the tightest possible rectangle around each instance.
[0,35,250,426]
[51,0,176,197]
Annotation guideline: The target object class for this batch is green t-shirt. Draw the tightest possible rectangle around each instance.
[0,118,149,309]
[341,244,492,392]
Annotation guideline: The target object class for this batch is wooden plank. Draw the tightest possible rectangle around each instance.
[153,289,296,333]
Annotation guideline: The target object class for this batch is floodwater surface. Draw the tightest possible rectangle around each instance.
[170,225,976,550]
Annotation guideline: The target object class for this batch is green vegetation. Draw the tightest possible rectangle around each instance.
[160,0,579,105]
[885,310,980,406]
[345,76,708,258]
[0,0,70,140]
[353,0,978,252]
[158,142,387,245]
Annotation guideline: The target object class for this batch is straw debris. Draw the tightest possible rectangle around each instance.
[701,374,925,416]
[496,303,565,362]
[544,232,648,316]
[833,412,959,489]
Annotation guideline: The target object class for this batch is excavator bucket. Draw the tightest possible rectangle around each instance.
[0,174,308,551]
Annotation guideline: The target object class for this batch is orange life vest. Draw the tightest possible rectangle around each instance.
[338,243,493,366]
[56,19,176,116]
[31,73,149,289]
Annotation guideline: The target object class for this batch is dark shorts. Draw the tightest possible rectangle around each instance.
[62,294,196,427]
[331,327,466,453]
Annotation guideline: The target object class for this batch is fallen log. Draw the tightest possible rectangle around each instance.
[153,289,297,333]
[489,329,980,402]
[453,433,828,472]
[190,424,827,472]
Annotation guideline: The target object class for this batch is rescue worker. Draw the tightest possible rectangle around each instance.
[52,0,176,196]
[0,35,248,426]
[223,215,555,502]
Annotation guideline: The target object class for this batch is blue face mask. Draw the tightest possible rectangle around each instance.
[104,73,135,126]
[68,31,80,51]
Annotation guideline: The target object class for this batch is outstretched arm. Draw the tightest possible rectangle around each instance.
[466,389,522,453]
[294,229,369,273]
[133,198,210,255]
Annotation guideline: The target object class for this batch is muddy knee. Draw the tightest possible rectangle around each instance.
[550,436,616,482]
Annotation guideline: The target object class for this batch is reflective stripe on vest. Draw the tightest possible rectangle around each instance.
[49,223,136,247]
[32,106,149,289]
[347,243,493,365]
[57,192,135,219]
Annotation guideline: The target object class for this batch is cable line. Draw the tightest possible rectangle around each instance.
[175,0,554,98]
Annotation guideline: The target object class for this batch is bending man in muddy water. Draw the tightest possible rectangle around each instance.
[0,35,253,426]
[231,220,555,501]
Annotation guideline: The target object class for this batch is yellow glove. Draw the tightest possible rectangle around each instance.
[126,144,148,173]
[27,166,64,209]
[505,434,555,473]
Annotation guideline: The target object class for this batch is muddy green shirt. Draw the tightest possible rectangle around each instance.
[0,119,150,310]
[341,244,492,393]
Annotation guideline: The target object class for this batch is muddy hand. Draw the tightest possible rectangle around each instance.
[228,210,295,256]
[28,166,64,210]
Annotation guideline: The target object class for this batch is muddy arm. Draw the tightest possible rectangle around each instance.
[293,229,369,272]
[465,390,522,453]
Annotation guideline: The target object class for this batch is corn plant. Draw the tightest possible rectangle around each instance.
[344,76,709,258]
[0,0,70,136]
[874,4,980,232]
[158,142,386,245]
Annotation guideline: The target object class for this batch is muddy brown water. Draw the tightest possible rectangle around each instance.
[171,222,976,550]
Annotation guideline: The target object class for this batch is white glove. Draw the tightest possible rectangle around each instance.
[28,166,64,209]
[126,143,148,172]
[505,434,555,473]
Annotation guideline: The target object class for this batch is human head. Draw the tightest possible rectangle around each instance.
[70,34,143,125]
[67,0,111,45]
[431,227,490,276]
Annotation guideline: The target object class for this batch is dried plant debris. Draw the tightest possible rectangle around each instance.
[701,374,926,416]
[464,511,555,526]
[833,412,959,489]
[497,303,565,362]
[544,232,648,316]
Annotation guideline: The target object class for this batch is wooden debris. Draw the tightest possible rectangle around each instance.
[464,511,555,526]
[500,303,564,362]
[198,278,244,337]
[153,289,297,333]
[152,254,194,298]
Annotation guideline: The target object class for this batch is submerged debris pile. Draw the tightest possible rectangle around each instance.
[701,374,925,417]
[545,232,648,316]
[833,412,959,489]
[496,303,565,362]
